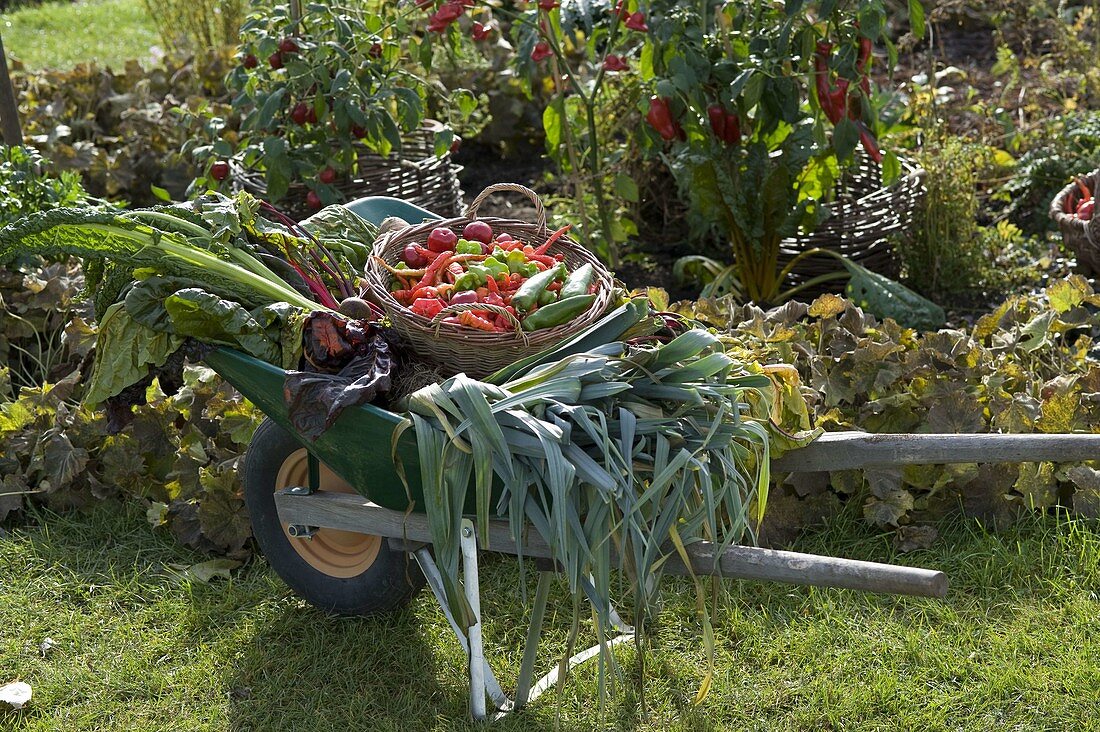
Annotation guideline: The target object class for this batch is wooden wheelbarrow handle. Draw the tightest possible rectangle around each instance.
[275,490,948,599]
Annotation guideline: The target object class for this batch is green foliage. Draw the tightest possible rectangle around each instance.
[643,0,896,305]
[674,275,1100,543]
[141,0,247,54]
[0,0,159,71]
[0,260,91,392]
[1000,111,1100,234]
[187,1,468,206]
[14,55,231,206]
[0,363,261,554]
[898,136,1002,300]
[0,145,87,227]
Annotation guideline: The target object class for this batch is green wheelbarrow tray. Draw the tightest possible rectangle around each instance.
[205,193,468,513]
[203,346,432,512]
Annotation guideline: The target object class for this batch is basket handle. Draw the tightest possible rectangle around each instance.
[429,302,528,340]
[465,183,547,236]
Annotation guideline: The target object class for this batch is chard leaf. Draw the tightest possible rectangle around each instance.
[84,303,183,406]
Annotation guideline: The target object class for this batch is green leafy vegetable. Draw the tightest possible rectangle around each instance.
[399,327,775,691]
[84,303,183,405]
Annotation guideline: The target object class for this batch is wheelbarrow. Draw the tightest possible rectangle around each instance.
[203,197,1100,720]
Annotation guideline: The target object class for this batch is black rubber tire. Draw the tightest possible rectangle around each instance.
[242,418,424,616]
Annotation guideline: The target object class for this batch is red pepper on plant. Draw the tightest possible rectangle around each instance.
[646,96,683,141]
[624,11,649,32]
[471,21,492,41]
[602,54,629,72]
[538,0,560,10]
[531,41,552,62]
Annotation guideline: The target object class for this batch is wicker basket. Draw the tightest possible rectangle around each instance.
[366,183,615,379]
[235,121,463,221]
[777,155,924,295]
[1050,169,1100,274]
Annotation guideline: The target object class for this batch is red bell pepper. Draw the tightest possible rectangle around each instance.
[646,96,683,141]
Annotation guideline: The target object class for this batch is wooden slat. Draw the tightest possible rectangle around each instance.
[275,490,947,599]
[772,431,1100,473]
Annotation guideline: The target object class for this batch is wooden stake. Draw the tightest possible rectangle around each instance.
[0,33,21,146]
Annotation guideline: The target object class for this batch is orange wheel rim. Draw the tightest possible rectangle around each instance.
[275,449,382,578]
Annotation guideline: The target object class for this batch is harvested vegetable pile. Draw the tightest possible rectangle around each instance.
[400,298,782,694]
[0,192,390,427]
[379,221,599,332]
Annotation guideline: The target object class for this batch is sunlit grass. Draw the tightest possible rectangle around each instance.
[1,0,159,71]
[1,502,1098,730]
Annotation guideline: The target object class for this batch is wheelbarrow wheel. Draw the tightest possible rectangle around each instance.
[242,418,424,616]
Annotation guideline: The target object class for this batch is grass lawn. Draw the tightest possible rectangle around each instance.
[1,0,159,71]
[2,502,1099,731]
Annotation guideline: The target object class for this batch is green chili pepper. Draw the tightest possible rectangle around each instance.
[482,256,510,280]
[456,239,483,255]
[519,262,539,278]
[559,263,595,299]
[453,271,482,291]
[511,262,566,313]
[395,261,409,270]
[521,294,596,331]
[505,249,529,274]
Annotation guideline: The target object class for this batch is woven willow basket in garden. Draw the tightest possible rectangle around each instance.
[366,183,615,379]
[1050,169,1100,274]
[777,155,924,294]
[236,121,463,221]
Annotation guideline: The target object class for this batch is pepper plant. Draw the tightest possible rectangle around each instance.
[638,0,922,304]
[185,1,476,209]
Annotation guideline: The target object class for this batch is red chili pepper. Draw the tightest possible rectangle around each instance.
[1077,178,1093,202]
[531,41,552,62]
[624,11,648,32]
[471,21,491,41]
[814,42,841,124]
[534,224,572,255]
[724,111,741,144]
[646,96,683,141]
[857,122,883,163]
[858,38,872,70]
[538,0,559,9]
[411,297,446,319]
[707,105,727,141]
[602,54,629,72]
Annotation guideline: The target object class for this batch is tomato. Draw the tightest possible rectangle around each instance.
[403,243,427,268]
[278,38,299,54]
[306,191,322,209]
[426,227,458,253]
[1078,199,1095,221]
[463,220,493,244]
[496,232,513,242]
[319,167,337,184]
[210,161,230,181]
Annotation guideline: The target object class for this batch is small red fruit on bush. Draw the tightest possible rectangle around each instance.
[319,167,337,185]
[268,52,284,69]
[279,37,300,54]
[306,190,322,210]
[624,11,649,32]
[463,220,493,244]
[242,53,258,69]
[426,227,458,253]
[210,161,230,181]
[369,43,383,58]
[351,123,367,139]
[291,103,310,125]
